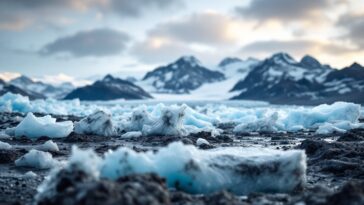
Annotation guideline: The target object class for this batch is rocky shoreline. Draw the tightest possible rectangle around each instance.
[0,112,363,205]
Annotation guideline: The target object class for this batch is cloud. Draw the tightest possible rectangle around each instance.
[337,13,364,49]
[0,0,183,30]
[108,0,183,17]
[240,40,356,57]
[235,0,334,23]
[130,37,196,63]
[40,28,130,57]
[148,12,240,45]
[130,12,245,64]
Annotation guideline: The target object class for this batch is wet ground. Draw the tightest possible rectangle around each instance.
[0,112,363,205]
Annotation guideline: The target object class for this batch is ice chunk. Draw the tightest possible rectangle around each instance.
[316,123,346,134]
[74,111,115,136]
[121,131,142,138]
[0,131,11,139]
[23,171,37,178]
[196,138,209,146]
[15,149,57,169]
[0,141,12,150]
[283,102,361,130]
[0,92,31,113]
[234,112,281,133]
[142,105,188,136]
[14,113,73,139]
[37,140,59,152]
[123,107,155,132]
[100,142,306,195]
[68,146,102,178]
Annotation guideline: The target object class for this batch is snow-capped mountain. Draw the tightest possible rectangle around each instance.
[10,75,74,99]
[230,53,364,104]
[217,57,260,79]
[64,74,152,101]
[321,62,364,104]
[0,79,44,100]
[142,56,225,94]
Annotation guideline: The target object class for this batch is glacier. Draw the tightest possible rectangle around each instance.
[37,142,306,196]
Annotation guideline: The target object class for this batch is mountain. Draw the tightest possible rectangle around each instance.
[64,75,152,101]
[142,56,225,94]
[320,63,364,104]
[0,79,44,100]
[230,53,337,104]
[218,57,260,79]
[10,75,74,99]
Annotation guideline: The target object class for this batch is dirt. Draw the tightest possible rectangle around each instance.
[0,112,363,205]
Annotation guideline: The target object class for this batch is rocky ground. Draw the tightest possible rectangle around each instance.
[0,112,363,205]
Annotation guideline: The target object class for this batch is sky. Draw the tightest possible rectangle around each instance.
[0,0,364,81]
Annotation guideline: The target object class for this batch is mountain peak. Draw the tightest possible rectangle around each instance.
[102,74,115,82]
[175,56,201,66]
[218,57,243,67]
[300,55,322,69]
[349,62,363,69]
[12,75,34,84]
[270,52,296,64]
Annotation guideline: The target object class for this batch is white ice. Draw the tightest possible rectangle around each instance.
[15,149,57,169]
[196,138,209,146]
[14,113,73,139]
[54,142,306,195]
[1,92,364,135]
[23,171,37,178]
[74,110,115,136]
[37,140,59,152]
[0,141,12,150]
[121,131,142,138]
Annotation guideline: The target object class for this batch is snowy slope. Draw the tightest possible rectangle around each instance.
[232,53,364,104]
[64,75,152,101]
[145,57,260,100]
[10,75,74,99]
[140,56,225,94]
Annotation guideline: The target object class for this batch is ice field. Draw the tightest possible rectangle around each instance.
[1,92,363,138]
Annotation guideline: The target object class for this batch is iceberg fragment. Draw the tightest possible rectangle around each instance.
[37,140,59,152]
[196,138,209,146]
[15,149,57,169]
[44,142,306,195]
[0,141,12,150]
[121,131,142,138]
[14,113,73,138]
[234,112,281,133]
[100,142,306,195]
[142,105,188,136]
[23,171,37,178]
[74,111,115,136]
[123,107,155,132]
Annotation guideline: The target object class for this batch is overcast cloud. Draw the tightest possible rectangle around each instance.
[40,28,130,57]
